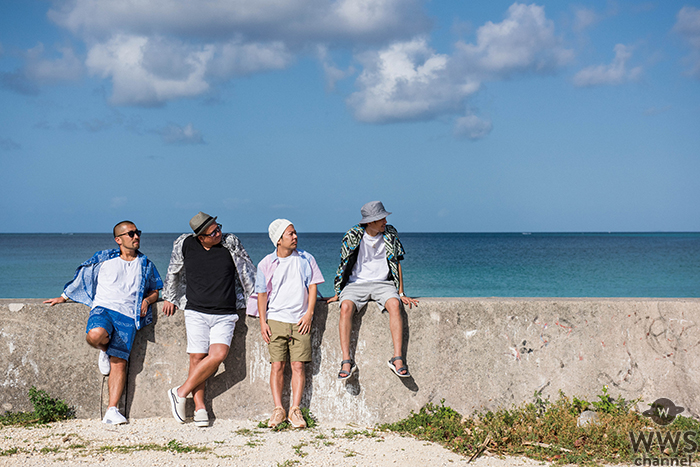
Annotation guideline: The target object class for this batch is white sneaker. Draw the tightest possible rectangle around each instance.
[168,387,186,423]
[194,409,209,427]
[102,407,127,425]
[98,351,111,376]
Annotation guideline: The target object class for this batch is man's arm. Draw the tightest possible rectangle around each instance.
[297,284,317,334]
[258,292,271,343]
[140,289,160,317]
[397,262,419,309]
[43,294,67,306]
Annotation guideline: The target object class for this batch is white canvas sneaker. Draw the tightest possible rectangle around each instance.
[168,387,186,423]
[98,351,111,376]
[102,407,127,425]
[194,409,209,427]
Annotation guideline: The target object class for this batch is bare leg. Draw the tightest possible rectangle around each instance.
[86,328,109,352]
[384,298,406,373]
[177,343,229,411]
[339,300,356,375]
[270,361,285,408]
[107,357,128,408]
[290,361,305,408]
[187,353,207,411]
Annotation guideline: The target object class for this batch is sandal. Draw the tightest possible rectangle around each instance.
[337,359,356,380]
[388,356,410,378]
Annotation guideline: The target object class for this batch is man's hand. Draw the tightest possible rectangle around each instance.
[297,313,313,335]
[43,296,66,306]
[260,321,272,344]
[401,296,419,309]
[162,300,176,316]
[325,294,338,303]
[140,299,150,317]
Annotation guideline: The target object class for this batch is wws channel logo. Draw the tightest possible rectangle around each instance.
[629,398,698,466]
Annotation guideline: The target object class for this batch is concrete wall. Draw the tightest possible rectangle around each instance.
[1,298,699,425]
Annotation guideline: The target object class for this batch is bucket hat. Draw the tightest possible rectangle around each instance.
[360,201,391,224]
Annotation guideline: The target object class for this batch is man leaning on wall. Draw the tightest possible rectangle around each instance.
[161,211,256,427]
[44,221,162,425]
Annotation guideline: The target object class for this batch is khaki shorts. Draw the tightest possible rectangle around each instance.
[267,319,312,363]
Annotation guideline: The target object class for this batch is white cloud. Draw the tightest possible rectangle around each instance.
[46,0,429,106]
[347,3,571,137]
[25,43,84,83]
[673,6,700,78]
[48,0,428,45]
[347,37,475,123]
[208,40,293,78]
[573,44,642,87]
[573,7,601,32]
[454,114,493,140]
[158,123,205,145]
[86,35,212,106]
[317,46,355,92]
[454,3,572,78]
[0,43,83,95]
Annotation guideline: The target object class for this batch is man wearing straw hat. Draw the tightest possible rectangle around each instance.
[327,201,419,380]
[162,212,256,427]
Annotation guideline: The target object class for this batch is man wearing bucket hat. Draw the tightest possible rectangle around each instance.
[252,219,324,428]
[162,212,256,427]
[328,201,419,380]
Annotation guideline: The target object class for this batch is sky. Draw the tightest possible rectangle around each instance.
[1,0,699,233]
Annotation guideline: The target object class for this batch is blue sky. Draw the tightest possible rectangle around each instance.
[1,0,699,233]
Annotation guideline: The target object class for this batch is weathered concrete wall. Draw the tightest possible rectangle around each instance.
[1,298,699,425]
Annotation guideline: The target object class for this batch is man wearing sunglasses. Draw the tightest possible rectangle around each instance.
[44,221,163,425]
[162,211,256,427]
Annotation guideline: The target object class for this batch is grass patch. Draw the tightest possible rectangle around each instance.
[276,460,300,467]
[97,440,209,454]
[0,447,19,456]
[343,428,378,439]
[0,387,74,426]
[292,442,308,457]
[380,388,700,465]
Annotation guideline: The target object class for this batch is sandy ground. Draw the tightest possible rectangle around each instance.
[0,417,552,467]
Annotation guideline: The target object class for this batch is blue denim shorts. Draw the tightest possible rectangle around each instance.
[86,306,137,361]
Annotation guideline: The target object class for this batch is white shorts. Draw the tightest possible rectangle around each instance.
[184,310,238,354]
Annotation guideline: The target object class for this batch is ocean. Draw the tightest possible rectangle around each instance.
[0,232,698,299]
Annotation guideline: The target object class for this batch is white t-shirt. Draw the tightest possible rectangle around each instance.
[92,257,141,318]
[349,231,390,283]
[267,253,308,324]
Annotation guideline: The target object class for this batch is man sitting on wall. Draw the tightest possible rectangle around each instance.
[327,201,418,380]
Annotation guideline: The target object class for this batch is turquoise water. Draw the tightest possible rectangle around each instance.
[0,232,698,299]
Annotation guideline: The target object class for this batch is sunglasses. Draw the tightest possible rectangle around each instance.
[204,224,222,237]
[118,229,142,238]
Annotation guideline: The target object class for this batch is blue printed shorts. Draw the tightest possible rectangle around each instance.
[86,306,137,361]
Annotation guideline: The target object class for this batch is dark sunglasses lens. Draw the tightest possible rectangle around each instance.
[128,230,142,238]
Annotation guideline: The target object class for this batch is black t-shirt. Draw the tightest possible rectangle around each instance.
[182,235,238,315]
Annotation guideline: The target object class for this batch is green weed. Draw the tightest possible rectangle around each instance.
[380,389,700,465]
[292,442,308,457]
[0,387,73,426]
